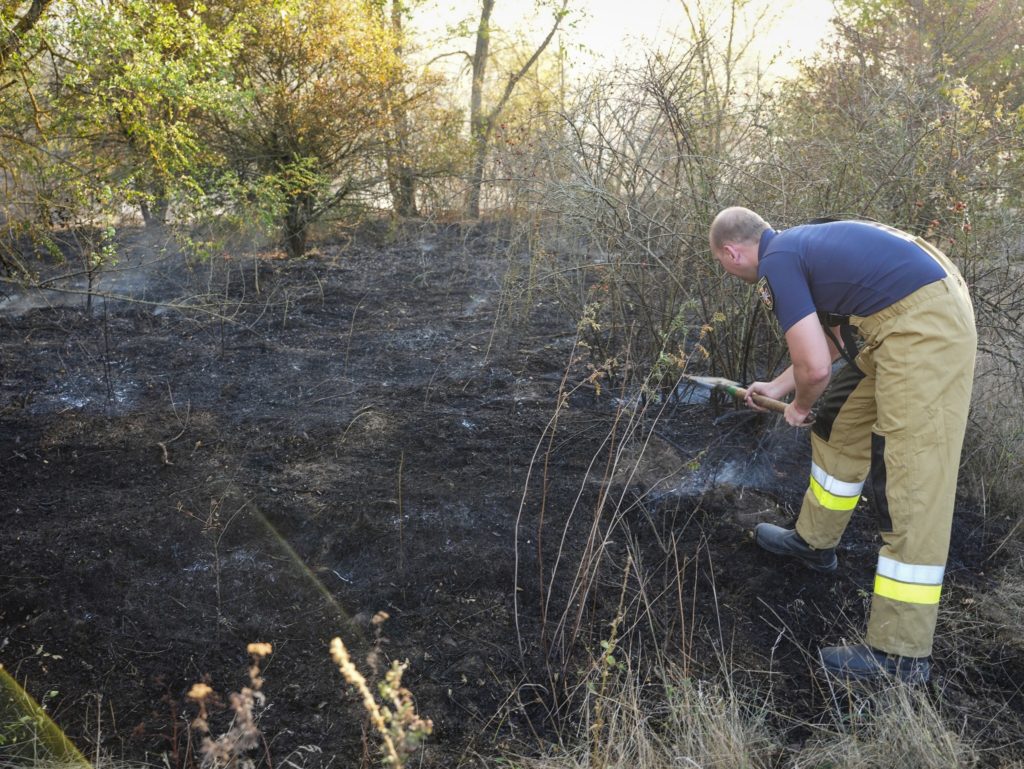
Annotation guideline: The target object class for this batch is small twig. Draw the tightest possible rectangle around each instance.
[102,297,113,402]
[344,291,368,370]
[397,451,406,580]
[157,386,191,465]
[157,441,173,466]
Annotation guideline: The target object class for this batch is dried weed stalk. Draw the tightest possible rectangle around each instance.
[330,616,433,768]
[188,642,272,769]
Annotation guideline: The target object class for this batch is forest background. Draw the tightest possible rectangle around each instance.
[2,0,1024,767]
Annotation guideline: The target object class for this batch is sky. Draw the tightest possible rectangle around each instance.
[413,0,841,79]
[562,0,837,69]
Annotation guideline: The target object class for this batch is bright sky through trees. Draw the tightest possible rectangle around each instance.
[561,0,836,70]
[416,0,839,77]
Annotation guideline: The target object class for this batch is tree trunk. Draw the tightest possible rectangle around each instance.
[392,166,418,217]
[464,0,568,219]
[466,128,489,219]
[283,190,312,259]
[386,0,419,217]
[465,0,495,220]
[140,182,169,229]
[0,0,53,70]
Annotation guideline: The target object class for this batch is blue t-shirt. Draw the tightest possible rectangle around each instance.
[757,221,946,332]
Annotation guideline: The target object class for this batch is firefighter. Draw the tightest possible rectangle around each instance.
[708,206,976,683]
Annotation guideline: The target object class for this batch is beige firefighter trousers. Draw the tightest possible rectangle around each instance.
[793,240,976,658]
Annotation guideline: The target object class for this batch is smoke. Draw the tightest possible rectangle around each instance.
[669,416,810,501]
[0,226,189,315]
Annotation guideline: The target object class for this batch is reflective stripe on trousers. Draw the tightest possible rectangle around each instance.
[874,555,944,606]
[809,462,864,511]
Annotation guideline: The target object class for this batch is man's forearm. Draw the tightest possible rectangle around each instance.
[771,365,796,397]
[792,364,831,412]
[782,315,835,415]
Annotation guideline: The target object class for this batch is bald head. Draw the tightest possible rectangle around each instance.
[709,207,770,251]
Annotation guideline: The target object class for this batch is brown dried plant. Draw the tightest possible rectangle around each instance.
[187,643,273,769]
[330,619,433,768]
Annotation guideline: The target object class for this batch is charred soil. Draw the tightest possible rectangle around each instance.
[1,224,1021,767]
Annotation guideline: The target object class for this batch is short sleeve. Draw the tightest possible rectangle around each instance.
[760,254,817,332]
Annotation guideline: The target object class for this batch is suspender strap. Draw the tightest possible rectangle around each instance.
[818,311,861,373]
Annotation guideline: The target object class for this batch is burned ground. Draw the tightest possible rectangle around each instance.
[1,225,1021,767]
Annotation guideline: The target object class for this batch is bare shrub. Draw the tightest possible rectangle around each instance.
[489,12,784,389]
[960,357,1024,515]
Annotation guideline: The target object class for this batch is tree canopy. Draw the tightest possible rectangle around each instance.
[0,0,1019,263]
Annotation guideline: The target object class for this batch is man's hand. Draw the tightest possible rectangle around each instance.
[744,377,794,412]
[784,401,813,427]
[744,377,813,424]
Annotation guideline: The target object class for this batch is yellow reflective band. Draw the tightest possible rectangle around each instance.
[874,574,942,605]
[809,475,860,511]
[810,462,864,497]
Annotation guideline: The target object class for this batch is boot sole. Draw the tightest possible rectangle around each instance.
[755,531,838,573]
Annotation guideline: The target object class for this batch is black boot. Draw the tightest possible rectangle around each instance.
[754,523,838,573]
[819,643,931,684]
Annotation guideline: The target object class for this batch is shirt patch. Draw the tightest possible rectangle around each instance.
[756,276,775,311]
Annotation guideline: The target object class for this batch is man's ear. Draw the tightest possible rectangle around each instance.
[722,243,740,263]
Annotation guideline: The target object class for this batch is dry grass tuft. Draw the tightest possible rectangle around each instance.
[508,661,991,769]
[519,665,778,769]
[796,684,977,768]
[972,564,1024,653]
